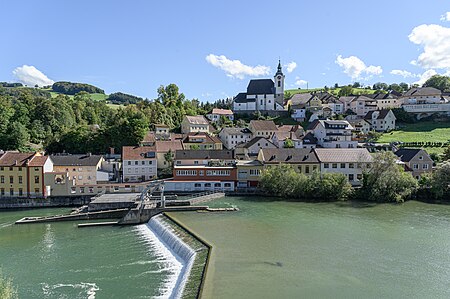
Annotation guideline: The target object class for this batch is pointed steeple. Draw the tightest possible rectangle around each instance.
[276,59,283,76]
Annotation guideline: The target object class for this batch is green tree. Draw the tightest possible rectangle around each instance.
[429,161,450,200]
[284,138,294,148]
[361,152,418,202]
[7,122,30,151]
[352,82,361,88]
[423,75,450,91]
[164,149,174,167]
[399,82,409,91]
[373,82,389,91]
[338,85,353,97]
[443,146,450,161]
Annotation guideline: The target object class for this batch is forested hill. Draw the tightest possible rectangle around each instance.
[0,83,229,154]
[107,92,143,105]
[52,81,105,95]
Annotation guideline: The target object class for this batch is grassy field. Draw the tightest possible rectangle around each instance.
[285,87,377,97]
[378,121,450,156]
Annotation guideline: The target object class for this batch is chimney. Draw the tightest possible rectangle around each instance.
[14,159,18,166]
[87,152,92,157]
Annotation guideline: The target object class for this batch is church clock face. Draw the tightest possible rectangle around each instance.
[277,76,281,79]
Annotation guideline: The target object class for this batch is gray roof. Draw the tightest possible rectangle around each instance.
[185,115,209,125]
[403,87,441,97]
[260,148,319,163]
[220,127,252,135]
[364,110,394,120]
[314,148,373,163]
[233,92,248,103]
[247,79,274,95]
[250,120,278,131]
[50,154,103,166]
[394,149,431,162]
[241,137,275,149]
[175,149,234,160]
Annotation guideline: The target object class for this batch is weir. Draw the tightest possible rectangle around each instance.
[147,215,197,299]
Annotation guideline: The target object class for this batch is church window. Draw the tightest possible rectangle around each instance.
[278,81,281,87]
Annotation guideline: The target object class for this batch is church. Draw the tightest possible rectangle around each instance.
[232,60,286,113]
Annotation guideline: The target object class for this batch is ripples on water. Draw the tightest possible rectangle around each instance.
[41,282,99,299]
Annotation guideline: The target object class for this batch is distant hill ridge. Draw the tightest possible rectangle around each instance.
[52,81,105,95]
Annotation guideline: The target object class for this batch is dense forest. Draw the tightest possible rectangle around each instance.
[107,92,143,105]
[52,81,105,95]
[0,83,228,154]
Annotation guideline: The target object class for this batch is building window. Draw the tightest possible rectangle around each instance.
[176,170,197,176]
[324,163,329,169]
[332,163,337,169]
[35,176,39,183]
[413,164,419,169]
[18,167,22,171]
[19,176,23,184]
[305,166,310,174]
[214,183,221,188]
[199,170,204,176]
[423,164,429,170]
[357,174,363,180]
[224,183,232,188]
[128,161,131,165]
[80,187,85,193]
[0,188,4,196]
[9,176,13,184]
[10,188,14,196]
[349,163,354,169]
[340,163,345,168]
[419,156,423,160]
[78,175,82,180]
[206,170,230,176]
[205,183,211,188]
[349,174,354,181]
[142,161,146,165]
[1,176,4,183]
[194,161,199,165]
[9,167,13,171]
[250,169,261,176]
[89,187,94,193]
[0,167,3,171]
[135,161,138,165]
[18,188,23,196]
[194,183,201,188]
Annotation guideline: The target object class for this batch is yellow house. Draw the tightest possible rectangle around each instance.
[257,148,320,175]
[182,132,223,150]
[236,160,263,188]
[0,152,53,198]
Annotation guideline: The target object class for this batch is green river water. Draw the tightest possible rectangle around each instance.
[0,208,180,299]
[171,197,450,299]
[1,198,450,299]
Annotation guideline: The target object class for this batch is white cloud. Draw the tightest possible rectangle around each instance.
[335,55,382,80]
[285,61,297,73]
[205,54,270,79]
[390,69,417,78]
[294,76,307,86]
[408,24,450,69]
[413,69,437,86]
[12,65,54,87]
[440,12,450,22]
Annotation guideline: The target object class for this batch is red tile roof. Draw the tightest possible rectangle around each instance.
[0,152,36,166]
[28,156,48,166]
[155,140,184,153]
[211,108,233,115]
[122,146,156,160]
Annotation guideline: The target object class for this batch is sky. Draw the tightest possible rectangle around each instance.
[1,0,450,101]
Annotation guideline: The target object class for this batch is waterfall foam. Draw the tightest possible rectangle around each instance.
[135,214,196,299]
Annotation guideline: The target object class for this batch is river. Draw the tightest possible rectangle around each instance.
[171,197,450,299]
[0,208,181,299]
[2,198,450,298]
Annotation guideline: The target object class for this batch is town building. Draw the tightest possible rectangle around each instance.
[249,120,278,138]
[155,140,184,169]
[308,119,357,148]
[400,87,450,118]
[50,154,105,185]
[154,124,170,135]
[182,132,223,150]
[236,160,263,189]
[257,148,320,174]
[172,150,236,191]
[0,152,53,198]
[367,92,401,109]
[232,61,285,112]
[181,115,211,134]
[346,118,371,135]
[394,148,433,179]
[206,108,234,123]
[122,146,157,182]
[271,131,303,148]
[235,136,277,158]
[218,127,253,150]
[364,109,396,132]
[314,148,373,185]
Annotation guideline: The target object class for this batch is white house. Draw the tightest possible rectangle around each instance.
[249,120,278,138]
[233,60,285,112]
[181,115,211,134]
[218,127,252,149]
[122,146,157,182]
[308,119,357,148]
[364,110,396,132]
[235,137,277,157]
[347,118,371,135]
[206,108,234,123]
[314,148,373,186]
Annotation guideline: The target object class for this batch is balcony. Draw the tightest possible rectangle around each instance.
[402,103,450,113]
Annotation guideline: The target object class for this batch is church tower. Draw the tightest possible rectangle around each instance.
[274,60,285,107]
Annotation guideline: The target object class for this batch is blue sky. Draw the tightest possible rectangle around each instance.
[1,0,450,101]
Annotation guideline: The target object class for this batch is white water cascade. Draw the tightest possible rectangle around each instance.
[146,215,196,299]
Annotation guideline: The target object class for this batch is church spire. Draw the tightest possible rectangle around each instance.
[276,59,283,75]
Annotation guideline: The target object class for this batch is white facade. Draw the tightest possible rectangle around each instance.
[164,180,235,192]
[312,120,358,148]
[291,106,306,121]
[123,158,157,182]
[181,116,210,134]
[218,128,252,150]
